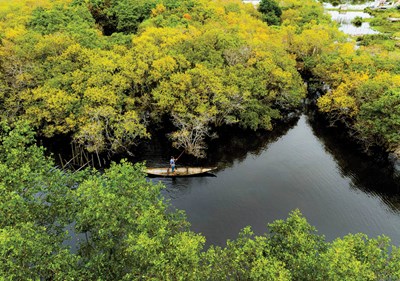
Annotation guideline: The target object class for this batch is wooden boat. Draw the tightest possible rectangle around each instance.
[146,167,217,177]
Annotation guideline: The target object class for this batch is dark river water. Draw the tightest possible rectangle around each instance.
[141,113,400,247]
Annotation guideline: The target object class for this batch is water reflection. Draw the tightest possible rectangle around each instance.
[307,112,400,212]
[132,116,299,171]
[323,2,375,11]
[155,114,400,247]
[323,1,381,36]
[199,117,300,170]
[326,10,379,35]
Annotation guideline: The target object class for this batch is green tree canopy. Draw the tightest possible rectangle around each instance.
[258,0,282,25]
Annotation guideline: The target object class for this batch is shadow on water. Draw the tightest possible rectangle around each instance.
[153,111,400,213]
[307,111,400,212]
[42,112,400,215]
[39,114,299,173]
[195,117,301,169]
[41,109,400,247]
[117,116,300,170]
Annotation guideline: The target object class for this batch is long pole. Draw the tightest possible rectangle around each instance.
[176,150,185,161]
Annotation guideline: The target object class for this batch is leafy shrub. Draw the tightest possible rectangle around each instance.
[258,0,282,25]
[351,16,363,27]
[370,17,388,26]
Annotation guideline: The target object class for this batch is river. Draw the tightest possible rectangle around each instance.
[324,2,380,36]
[144,112,400,247]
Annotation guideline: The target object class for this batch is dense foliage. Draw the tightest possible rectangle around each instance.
[2,0,397,158]
[1,125,399,280]
[0,0,307,158]
[1,0,400,279]
[0,0,398,159]
[311,7,400,156]
[258,0,282,25]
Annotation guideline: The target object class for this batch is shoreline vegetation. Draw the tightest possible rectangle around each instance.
[1,0,400,279]
[0,0,398,162]
[1,124,399,279]
[317,4,400,166]
[0,0,398,164]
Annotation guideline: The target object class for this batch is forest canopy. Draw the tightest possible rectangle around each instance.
[1,0,399,158]
[1,0,400,279]
[0,0,306,158]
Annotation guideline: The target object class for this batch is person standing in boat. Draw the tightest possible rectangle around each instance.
[170,156,176,173]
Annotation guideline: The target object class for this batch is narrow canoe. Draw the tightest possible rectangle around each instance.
[146,167,217,177]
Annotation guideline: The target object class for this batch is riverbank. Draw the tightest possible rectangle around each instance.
[306,2,400,175]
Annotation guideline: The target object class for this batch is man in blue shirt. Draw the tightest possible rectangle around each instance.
[170,156,176,173]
